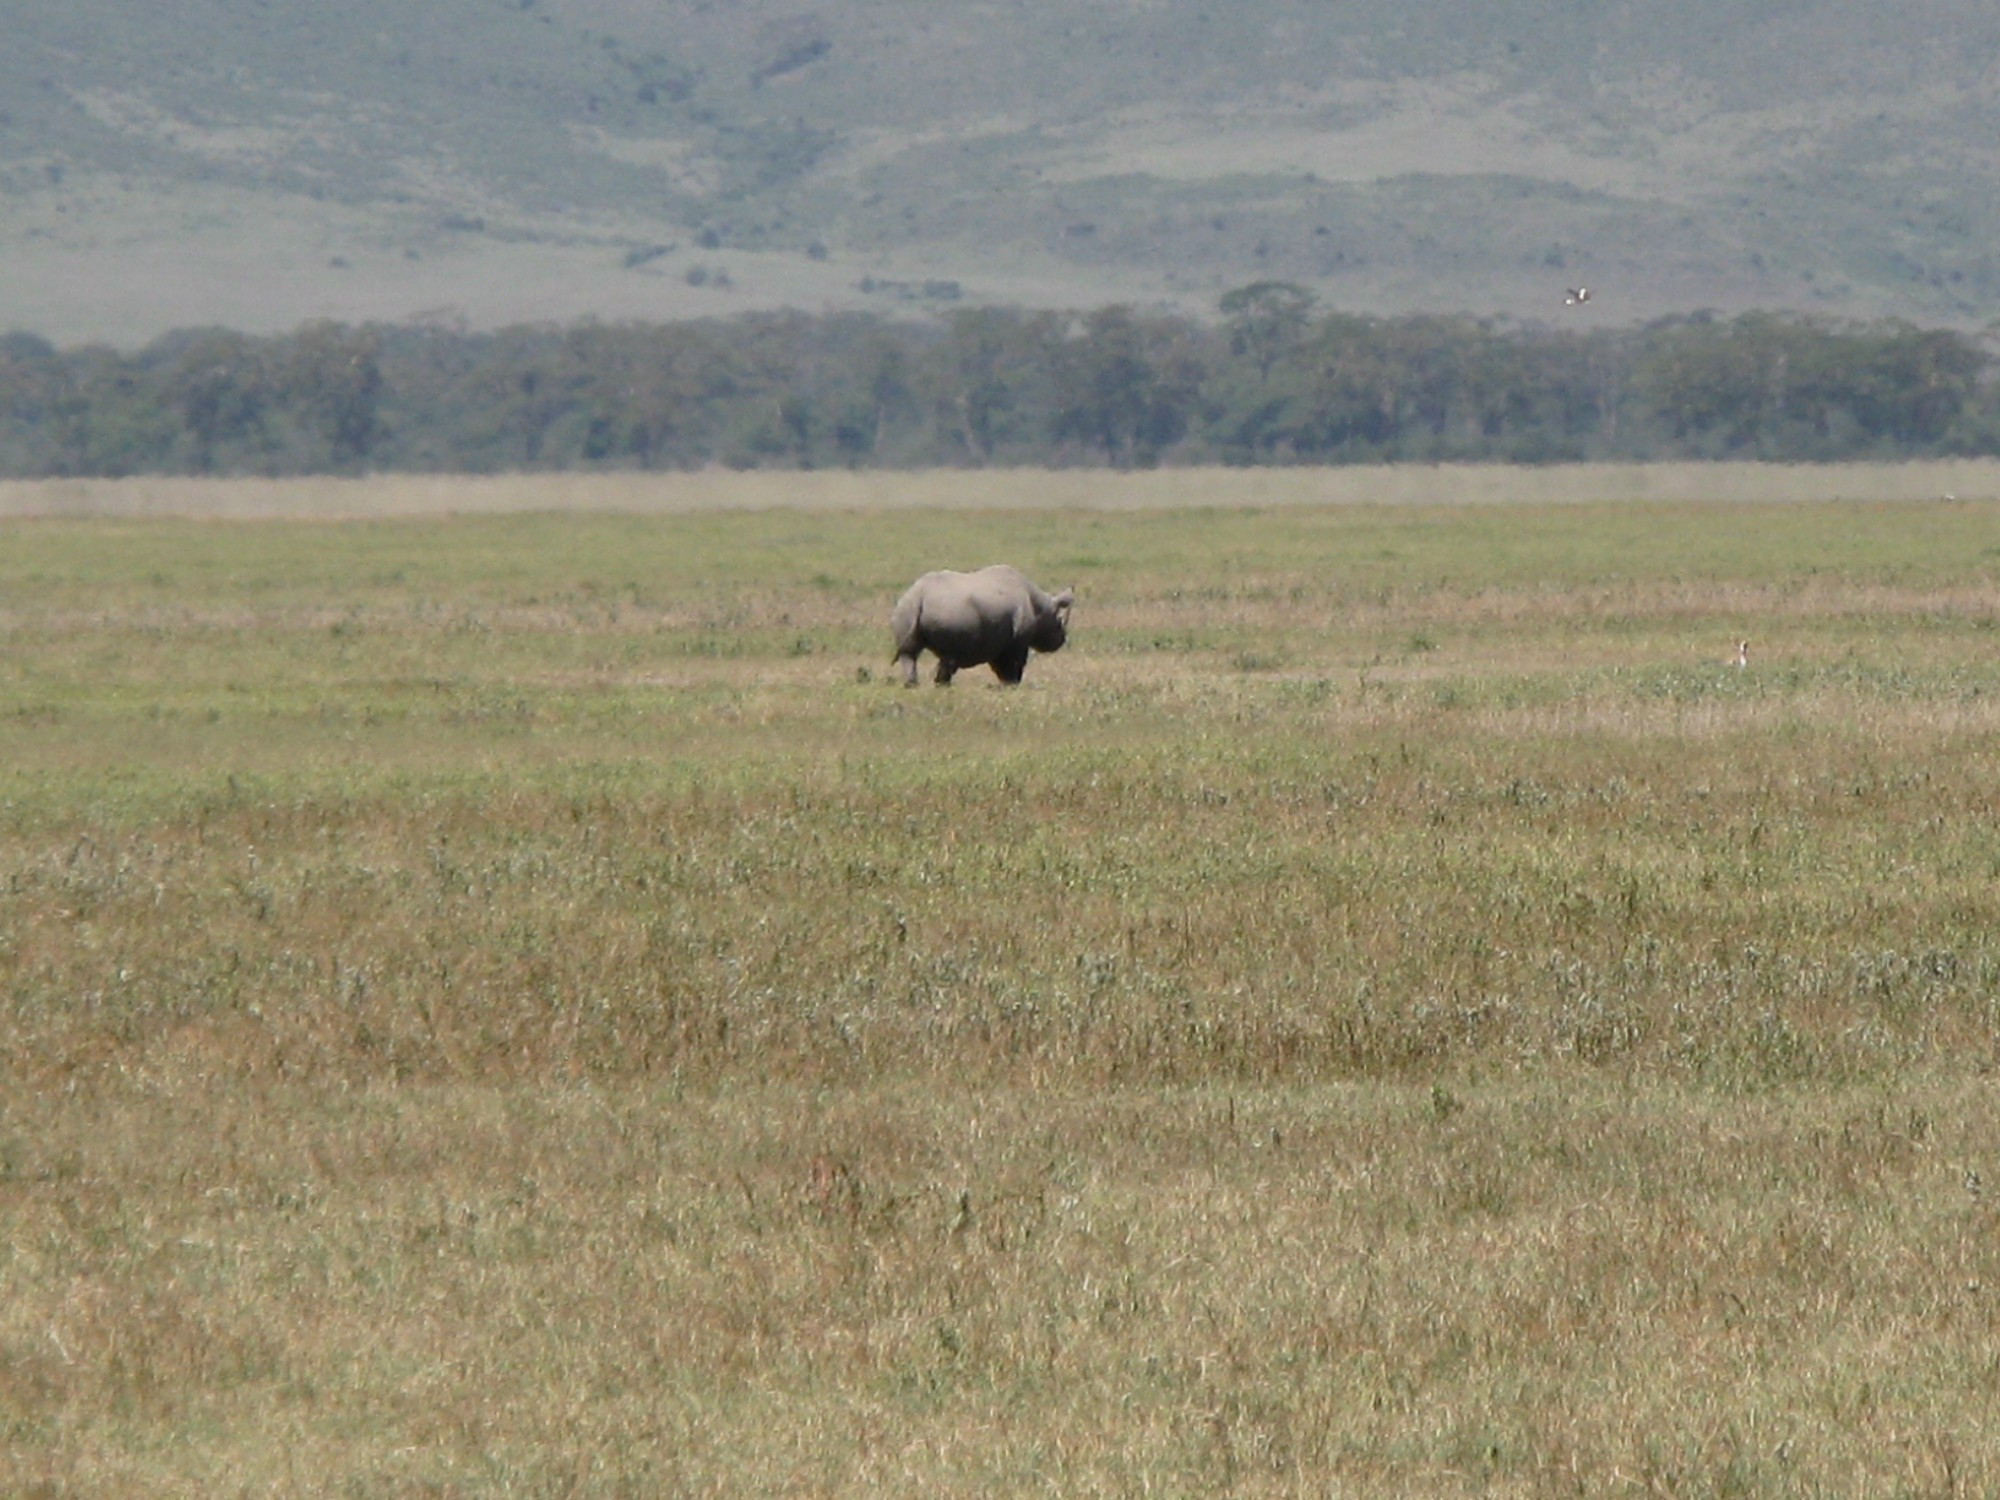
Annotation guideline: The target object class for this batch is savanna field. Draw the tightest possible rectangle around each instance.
[5,467,2000,1496]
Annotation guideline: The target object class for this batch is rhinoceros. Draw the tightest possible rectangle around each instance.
[890,564,1074,686]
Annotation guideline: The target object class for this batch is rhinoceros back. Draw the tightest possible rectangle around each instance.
[896,567,1019,647]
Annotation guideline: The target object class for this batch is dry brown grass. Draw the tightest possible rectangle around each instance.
[5,491,2000,1493]
[3,458,1998,519]
[8,1076,2000,1495]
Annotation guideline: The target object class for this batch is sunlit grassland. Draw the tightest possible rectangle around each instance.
[5,481,2000,1495]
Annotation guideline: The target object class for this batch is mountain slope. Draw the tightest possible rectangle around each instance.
[7,0,2000,343]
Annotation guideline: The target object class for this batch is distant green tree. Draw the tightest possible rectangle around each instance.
[1455,327,1611,461]
[758,312,924,466]
[1201,363,1311,463]
[1629,314,1987,458]
[0,332,63,474]
[443,326,595,469]
[560,321,741,468]
[1293,314,1402,456]
[6,305,1995,476]
[1219,281,1317,382]
[284,322,385,469]
[1202,283,1322,461]
[712,311,830,467]
[1631,315,1773,455]
[924,307,1064,464]
[1051,306,1204,466]
[48,346,179,477]
[1841,324,1984,447]
[156,329,273,473]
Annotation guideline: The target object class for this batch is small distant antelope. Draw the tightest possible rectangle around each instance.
[1565,287,1591,306]
[1733,639,1750,669]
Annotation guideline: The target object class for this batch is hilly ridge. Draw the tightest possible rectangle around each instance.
[7,0,2000,344]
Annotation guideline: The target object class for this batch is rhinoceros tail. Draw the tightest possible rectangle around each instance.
[889,585,922,661]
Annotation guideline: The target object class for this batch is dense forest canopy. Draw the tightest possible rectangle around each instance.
[2,293,1995,476]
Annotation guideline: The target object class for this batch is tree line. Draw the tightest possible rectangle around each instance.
[3,288,1996,476]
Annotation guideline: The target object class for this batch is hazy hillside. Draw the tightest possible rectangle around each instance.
[8,0,2000,344]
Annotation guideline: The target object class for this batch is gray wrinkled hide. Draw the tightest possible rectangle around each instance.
[890,564,1074,686]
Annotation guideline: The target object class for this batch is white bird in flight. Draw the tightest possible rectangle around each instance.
[1565,287,1591,306]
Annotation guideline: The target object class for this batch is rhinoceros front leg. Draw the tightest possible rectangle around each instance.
[991,645,1030,684]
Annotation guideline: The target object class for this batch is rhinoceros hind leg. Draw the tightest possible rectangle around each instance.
[933,659,958,685]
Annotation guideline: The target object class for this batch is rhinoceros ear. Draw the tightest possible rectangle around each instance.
[1053,587,1074,617]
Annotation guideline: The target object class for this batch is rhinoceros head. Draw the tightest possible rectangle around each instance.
[1031,587,1074,652]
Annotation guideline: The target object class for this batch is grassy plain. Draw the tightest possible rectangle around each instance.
[4,473,2000,1495]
